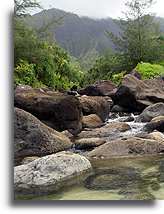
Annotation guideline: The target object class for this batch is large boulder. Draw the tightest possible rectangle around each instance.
[14,108,72,165]
[79,96,110,122]
[111,74,164,112]
[14,151,92,196]
[14,85,82,135]
[112,85,143,112]
[136,103,164,122]
[78,80,117,96]
[82,114,103,128]
[87,137,164,159]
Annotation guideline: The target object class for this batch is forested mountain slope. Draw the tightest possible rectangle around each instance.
[25,8,164,60]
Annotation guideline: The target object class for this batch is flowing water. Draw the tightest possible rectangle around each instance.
[19,114,164,200]
[107,113,147,137]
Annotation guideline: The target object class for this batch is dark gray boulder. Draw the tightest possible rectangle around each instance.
[14,108,72,165]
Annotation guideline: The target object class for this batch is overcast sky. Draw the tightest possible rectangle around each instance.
[35,0,164,18]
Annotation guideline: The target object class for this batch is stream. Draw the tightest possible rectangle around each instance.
[107,113,146,136]
[28,155,164,200]
[20,114,164,200]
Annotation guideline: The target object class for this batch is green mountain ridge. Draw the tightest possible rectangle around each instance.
[25,8,164,61]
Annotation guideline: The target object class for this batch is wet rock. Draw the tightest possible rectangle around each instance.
[14,151,92,196]
[143,115,164,133]
[87,137,164,159]
[78,122,131,140]
[111,75,164,112]
[136,103,164,122]
[143,120,164,133]
[82,114,103,128]
[78,80,117,97]
[111,85,141,112]
[14,85,82,135]
[75,138,106,150]
[121,116,134,122]
[111,105,126,113]
[151,116,164,123]
[67,91,79,96]
[14,108,72,165]
[79,96,109,122]
[109,113,134,122]
[105,122,131,132]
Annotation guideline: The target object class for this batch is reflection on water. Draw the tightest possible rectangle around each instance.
[25,155,164,200]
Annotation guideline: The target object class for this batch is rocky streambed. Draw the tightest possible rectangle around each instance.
[14,74,164,200]
[16,155,164,200]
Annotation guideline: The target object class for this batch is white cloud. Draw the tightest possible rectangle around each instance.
[37,0,164,18]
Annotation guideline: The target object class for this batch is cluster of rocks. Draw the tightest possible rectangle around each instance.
[76,74,164,159]
[14,72,164,197]
[14,85,109,196]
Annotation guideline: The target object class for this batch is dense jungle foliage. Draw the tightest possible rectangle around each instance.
[14,0,164,90]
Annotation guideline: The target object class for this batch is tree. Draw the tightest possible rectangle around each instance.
[157,34,164,62]
[85,52,127,85]
[14,0,41,17]
[14,0,85,89]
[108,0,161,69]
[14,18,84,89]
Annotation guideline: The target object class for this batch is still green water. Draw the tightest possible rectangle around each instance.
[21,155,164,200]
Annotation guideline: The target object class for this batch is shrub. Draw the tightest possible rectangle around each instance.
[14,20,84,90]
[111,71,126,85]
[14,60,43,87]
[136,62,164,79]
[84,52,128,85]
